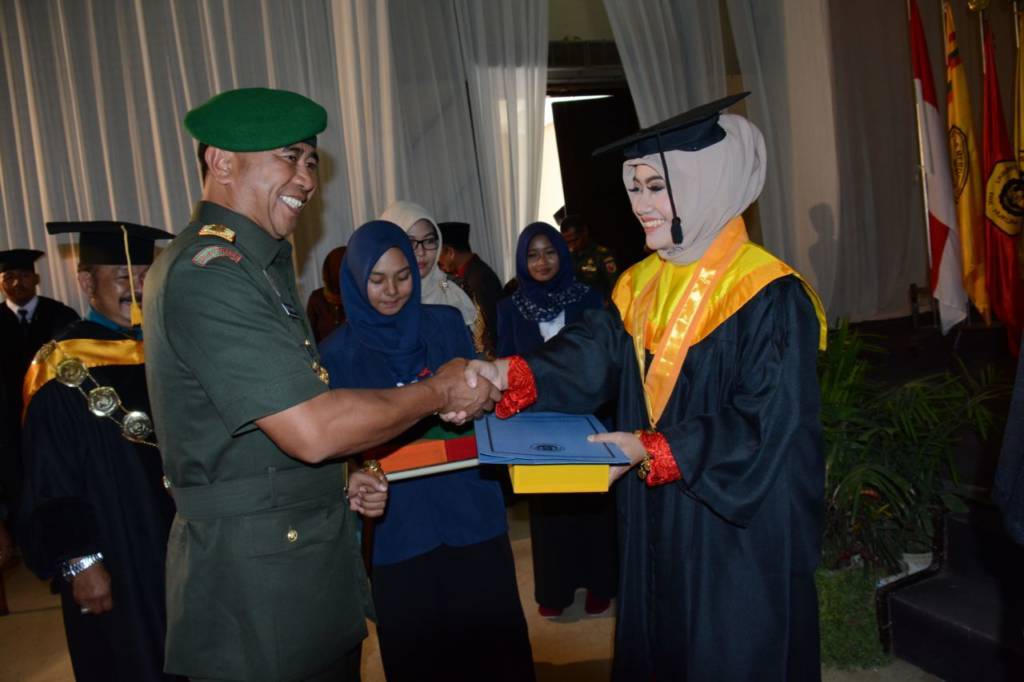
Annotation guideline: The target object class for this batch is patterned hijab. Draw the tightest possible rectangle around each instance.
[512,222,589,323]
[379,200,478,325]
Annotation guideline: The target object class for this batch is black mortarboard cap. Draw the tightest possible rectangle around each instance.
[438,221,471,251]
[553,206,567,225]
[0,249,44,273]
[592,92,749,158]
[45,221,174,266]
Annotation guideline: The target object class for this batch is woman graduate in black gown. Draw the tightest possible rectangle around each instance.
[464,95,828,681]
[496,222,616,617]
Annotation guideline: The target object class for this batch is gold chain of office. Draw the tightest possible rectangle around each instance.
[35,341,158,449]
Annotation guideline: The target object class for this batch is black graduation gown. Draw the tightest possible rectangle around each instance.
[524,276,823,682]
[0,297,79,514]
[18,321,178,682]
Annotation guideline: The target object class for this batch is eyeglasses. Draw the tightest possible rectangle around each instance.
[409,236,439,252]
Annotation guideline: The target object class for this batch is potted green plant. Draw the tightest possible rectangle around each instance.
[818,322,1002,572]
[814,322,1006,668]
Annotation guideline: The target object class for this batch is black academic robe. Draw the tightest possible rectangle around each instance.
[19,321,178,682]
[0,297,79,520]
[525,276,823,682]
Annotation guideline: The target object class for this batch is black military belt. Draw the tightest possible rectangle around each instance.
[172,465,344,521]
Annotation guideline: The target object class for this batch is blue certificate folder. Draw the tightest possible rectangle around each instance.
[476,412,630,465]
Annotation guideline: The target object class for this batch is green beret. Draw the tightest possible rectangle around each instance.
[184,87,327,152]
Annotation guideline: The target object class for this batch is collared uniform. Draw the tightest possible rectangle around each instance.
[143,201,372,682]
[571,243,619,301]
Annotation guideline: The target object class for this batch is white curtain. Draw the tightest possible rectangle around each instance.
[725,0,843,316]
[0,0,548,304]
[0,0,353,308]
[385,0,488,261]
[453,0,548,283]
[603,0,728,127]
[330,0,408,229]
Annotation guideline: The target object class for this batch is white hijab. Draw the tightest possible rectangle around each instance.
[623,114,766,264]
[378,200,478,325]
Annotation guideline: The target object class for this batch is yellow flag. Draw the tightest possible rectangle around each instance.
[944,1,989,314]
[1016,9,1024,171]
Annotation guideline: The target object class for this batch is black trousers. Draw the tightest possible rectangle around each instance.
[371,534,535,682]
[530,491,618,609]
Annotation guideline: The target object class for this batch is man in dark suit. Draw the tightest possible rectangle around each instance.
[0,249,79,530]
[437,222,503,357]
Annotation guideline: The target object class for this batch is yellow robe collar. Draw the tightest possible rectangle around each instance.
[22,338,145,417]
[611,217,826,426]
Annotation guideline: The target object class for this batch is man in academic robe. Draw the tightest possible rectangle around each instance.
[0,249,79,532]
[437,221,503,356]
[18,221,180,681]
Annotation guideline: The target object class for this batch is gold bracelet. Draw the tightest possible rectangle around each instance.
[633,430,653,480]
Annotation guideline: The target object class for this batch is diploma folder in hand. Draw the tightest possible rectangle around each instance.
[475,412,628,493]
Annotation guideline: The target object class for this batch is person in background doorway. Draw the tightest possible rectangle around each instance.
[438,221,503,357]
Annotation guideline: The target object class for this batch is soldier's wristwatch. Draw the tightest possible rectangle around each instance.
[60,552,104,582]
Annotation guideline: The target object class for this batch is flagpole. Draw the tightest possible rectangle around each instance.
[909,0,935,280]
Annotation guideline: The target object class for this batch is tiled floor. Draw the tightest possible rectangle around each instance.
[0,501,935,682]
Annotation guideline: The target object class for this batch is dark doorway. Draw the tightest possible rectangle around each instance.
[552,92,645,270]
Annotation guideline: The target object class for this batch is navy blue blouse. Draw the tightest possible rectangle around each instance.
[321,304,507,566]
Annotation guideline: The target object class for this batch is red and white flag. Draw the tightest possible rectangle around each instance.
[909,0,968,332]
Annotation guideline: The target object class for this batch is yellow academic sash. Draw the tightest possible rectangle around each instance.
[22,338,145,417]
[612,217,826,427]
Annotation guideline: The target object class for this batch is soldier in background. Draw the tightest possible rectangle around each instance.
[559,214,619,303]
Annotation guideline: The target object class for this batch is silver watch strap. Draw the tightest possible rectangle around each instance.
[60,552,104,582]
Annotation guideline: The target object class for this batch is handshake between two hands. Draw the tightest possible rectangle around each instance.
[345,356,648,517]
[346,358,504,518]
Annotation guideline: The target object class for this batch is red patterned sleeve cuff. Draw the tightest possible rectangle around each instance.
[638,431,682,486]
[495,355,538,418]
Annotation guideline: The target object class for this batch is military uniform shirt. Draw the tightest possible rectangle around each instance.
[143,201,370,682]
[572,242,619,301]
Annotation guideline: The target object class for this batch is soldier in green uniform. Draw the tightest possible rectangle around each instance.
[143,88,500,682]
[559,214,619,302]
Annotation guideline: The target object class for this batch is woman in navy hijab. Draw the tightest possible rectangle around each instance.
[496,222,618,618]
[320,221,534,682]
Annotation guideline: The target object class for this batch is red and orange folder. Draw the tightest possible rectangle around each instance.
[363,433,478,481]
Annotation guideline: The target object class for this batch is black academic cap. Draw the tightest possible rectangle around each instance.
[0,249,44,273]
[45,221,174,266]
[438,221,471,251]
[553,205,567,225]
[592,92,749,158]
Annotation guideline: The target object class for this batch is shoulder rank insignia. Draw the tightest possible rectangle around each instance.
[198,224,236,242]
[192,245,243,267]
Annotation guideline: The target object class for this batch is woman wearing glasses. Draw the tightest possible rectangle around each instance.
[380,201,484,353]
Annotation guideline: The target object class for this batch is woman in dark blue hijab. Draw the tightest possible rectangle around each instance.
[496,221,617,619]
[320,220,534,682]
